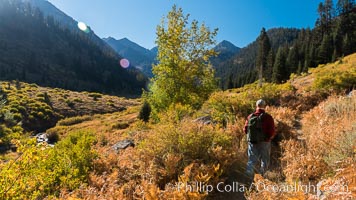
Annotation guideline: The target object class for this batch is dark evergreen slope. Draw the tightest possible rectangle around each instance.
[24,0,118,59]
[221,0,356,89]
[103,37,156,77]
[0,0,147,95]
[218,28,301,89]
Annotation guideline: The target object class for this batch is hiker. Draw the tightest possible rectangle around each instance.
[244,99,275,180]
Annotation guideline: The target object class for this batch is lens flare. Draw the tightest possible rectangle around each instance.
[77,22,89,33]
[120,58,130,68]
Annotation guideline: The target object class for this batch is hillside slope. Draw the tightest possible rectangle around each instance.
[24,0,117,57]
[0,81,139,133]
[0,0,147,95]
[0,54,355,199]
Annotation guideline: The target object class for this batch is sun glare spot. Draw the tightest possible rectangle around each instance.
[77,22,89,33]
[120,59,130,68]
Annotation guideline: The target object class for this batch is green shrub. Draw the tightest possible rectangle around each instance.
[65,99,74,107]
[138,101,151,122]
[325,125,356,165]
[154,103,194,123]
[35,97,45,102]
[88,93,102,101]
[63,94,70,99]
[17,106,26,113]
[139,119,237,188]
[0,131,97,199]
[57,115,93,126]
[106,102,115,107]
[309,58,356,93]
[12,113,22,121]
[29,83,38,88]
[73,98,83,103]
[9,107,18,113]
[140,120,232,166]
[0,125,13,144]
[36,111,45,119]
[3,110,18,126]
[46,126,67,137]
[99,135,108,146]
[202,82,293,126]
[112,121,130,129]
[43,92,51,106]
[36,93,45,97]
[313,70,356,92]
[47,132,59,144]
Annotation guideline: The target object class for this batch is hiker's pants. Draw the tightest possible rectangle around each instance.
[246,141,271,179]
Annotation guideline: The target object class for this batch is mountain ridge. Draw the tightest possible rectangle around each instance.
[0,0,147,95]
[22,0,119,58]
[214,40,240,54]
[103,36,156,77]
[104,37,242,79]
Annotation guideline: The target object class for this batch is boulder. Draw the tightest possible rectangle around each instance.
[112,139,135,152]
[193,115,214,125]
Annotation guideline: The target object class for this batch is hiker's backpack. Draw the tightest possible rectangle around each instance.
[247,113,266,143]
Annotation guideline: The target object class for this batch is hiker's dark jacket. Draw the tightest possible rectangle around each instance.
[243,108,275,142]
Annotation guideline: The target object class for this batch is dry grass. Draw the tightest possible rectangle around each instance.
[2,54,356,199]
[301,95,356,162]
[49,108,247,199]
[43,88,139,117]
[281,93,356,185]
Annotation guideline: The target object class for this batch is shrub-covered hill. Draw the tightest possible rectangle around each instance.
[291,52,356,93]
[0,81,139,142]
[0,54,355,199]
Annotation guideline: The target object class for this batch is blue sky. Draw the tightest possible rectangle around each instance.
[47,0,322,49]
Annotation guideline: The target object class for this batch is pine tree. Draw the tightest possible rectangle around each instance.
[318,34,333,63]
[333,21,344,59]
[148,5,218,112]
[272,47,287,83]
[317,0,335,34]
[342,34,352,55]
[336,0,355,15]
[324,0,335,25]
[265,50,274,82]
[286,45,299,75]
[15,80,21,90]
[256,27,271,87]
[297,61,303,74]
[227,74,234,89]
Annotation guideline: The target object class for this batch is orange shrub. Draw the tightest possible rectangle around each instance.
[268,106,298,141]
[281,93,356,183]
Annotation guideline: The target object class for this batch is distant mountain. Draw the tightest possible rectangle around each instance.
[103,37,156,77]
[23,0,75,27]
[150,46,158,56]
[0,0,146,95]
[214,40,240,55]
[211,40,240,84]
[104,38,241,80]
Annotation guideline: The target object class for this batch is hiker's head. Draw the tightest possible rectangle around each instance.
[256,99,266,109]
